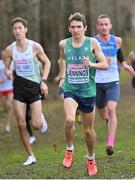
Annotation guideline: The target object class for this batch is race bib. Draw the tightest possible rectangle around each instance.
[15,58,34,76]
[67,64,89,84]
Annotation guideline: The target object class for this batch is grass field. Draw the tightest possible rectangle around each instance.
[0,70,135,179]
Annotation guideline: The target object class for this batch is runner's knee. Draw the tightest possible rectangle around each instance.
[32,121,41,130]
[84,127,96,138]
[99,112,108,120]
[65,117,75,128]
[18,120,26,129]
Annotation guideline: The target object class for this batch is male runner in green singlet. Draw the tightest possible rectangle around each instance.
[59,12,108,176]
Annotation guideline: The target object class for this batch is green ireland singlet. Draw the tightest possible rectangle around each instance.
[63,36,96,98]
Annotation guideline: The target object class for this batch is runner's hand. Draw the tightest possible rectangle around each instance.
[40,82,48,97]
[59,78,64,87]
[82,57,93,67]
[4,69,13,80]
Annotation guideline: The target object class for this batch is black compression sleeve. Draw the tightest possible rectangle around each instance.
[117,48,124,63]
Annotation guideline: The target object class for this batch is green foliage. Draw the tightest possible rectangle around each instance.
[123,35,135,57]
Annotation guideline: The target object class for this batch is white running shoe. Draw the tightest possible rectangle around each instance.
[40,113,48,133]
[5,125,11,133]
[23,155,36,166]
[29,136,36,144]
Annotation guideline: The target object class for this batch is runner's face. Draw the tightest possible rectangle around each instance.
[12,22,27,40]
[96,18,112,36]
[68,20,87,39]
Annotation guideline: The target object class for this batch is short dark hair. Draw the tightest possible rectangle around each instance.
[11,17,28,27]
[68,12,87,27]
[97,14,111,24]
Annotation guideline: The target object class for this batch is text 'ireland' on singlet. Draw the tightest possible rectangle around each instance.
[63,36,97,98]
[95,35,119,83]
[12,40,41,84]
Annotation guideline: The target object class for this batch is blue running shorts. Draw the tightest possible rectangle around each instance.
[96,81,120,109]
[64,91,95,113]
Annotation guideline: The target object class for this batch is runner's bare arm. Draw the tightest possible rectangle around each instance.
[59,40,66,87]
[115,36,122,49]
[127,51,134,65]
[116,37,134,73]
[3,46,13,80]
[33,42,51,97]
[34,42,51,80]
[83,38,108,70]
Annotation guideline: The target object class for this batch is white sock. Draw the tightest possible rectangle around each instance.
[40,113,48,133]
[67,145,74,152]
[41,113,48,128]
[29,154,35,158]
[41,113,46,122]
[87,153,95,160]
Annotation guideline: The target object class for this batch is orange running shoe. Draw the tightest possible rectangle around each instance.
[62,150,74,168]
[87,159,97,176]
